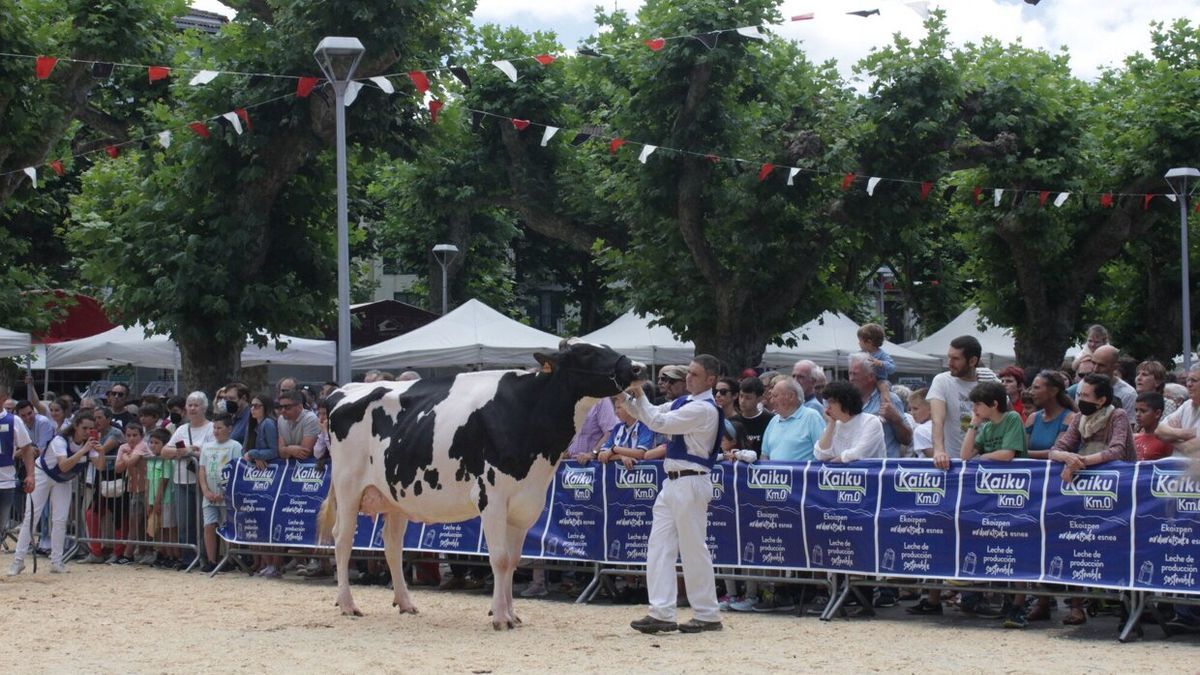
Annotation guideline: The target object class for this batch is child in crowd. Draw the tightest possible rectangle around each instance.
[857,323,896,402]
[115,423,154,564]
[197,414,241,573]
[908,388,933,458]
[596,394,660,469]
[145,427,178,568]
[1133,392,1174,461]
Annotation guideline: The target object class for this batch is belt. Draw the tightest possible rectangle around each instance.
[667,470,708,480]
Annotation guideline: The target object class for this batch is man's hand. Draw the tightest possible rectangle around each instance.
[625,383,644,399]
[619,455,635,470]
[933,451,950,470]
[575,453,591,465]
[23,475,34,493]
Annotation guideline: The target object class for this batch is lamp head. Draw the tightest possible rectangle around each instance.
[313,37,365,82]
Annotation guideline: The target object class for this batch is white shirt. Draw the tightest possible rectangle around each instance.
[911,420,934,457]
[1,415,33,489]
[927,369,999,458]
[815,413,886,463]
[1164,399,1200,434]
[168,421,215,485]
[629,391,719,472]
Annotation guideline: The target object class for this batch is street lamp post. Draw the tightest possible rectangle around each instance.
[1165,167,1199,372]
[432,244,459,315]
[314,36,365,385]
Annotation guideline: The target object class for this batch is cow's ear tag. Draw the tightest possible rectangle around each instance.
[541,361,554,374]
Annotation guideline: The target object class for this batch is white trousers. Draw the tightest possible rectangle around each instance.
[13,471,73,566]
[646,474,719,622]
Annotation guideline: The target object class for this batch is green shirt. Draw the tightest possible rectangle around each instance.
[975,411,1028,458]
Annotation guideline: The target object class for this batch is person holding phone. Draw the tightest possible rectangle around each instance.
[8,411,99,575]
[163,391,214,568]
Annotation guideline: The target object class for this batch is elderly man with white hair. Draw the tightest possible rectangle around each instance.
[847,352,912,458]
[790,360,826,413]
[1156,364,1200,455]
[760,378,826,462]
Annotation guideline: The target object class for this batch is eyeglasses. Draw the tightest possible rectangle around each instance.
[250,403,264,409]
[107,390,127,397]
[714,389,733,395]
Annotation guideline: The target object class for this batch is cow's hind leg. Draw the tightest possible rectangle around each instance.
[504,522,529,626]
[481,506,516,630]
[334,498,363,617]
[383,514,418,614]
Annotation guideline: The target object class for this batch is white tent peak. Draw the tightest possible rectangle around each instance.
[903,306,1016,369]
[0,327,32,358]
[764,311,941,374]
[580,310,694,365]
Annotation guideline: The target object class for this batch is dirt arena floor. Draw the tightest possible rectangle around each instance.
[1,552,1196,674]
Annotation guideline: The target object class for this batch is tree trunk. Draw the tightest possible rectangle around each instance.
[178,337,242,397]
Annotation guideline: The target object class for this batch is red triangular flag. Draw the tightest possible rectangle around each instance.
[105,146,119,159]
[758,163,776,182]
[534,54,556,66]
[1100,193,1113,208]
[609,138,626,154]
[841,173,856,191]
[296,77,319,98]
[429,99,444,123]
[512,119,530,131]
[1038,191,1050,208]
[235,107,252,132]
[792,12,815,21]
[919,181,934,201]
[645,38,666,52]
[972,186,983,204]
[408,71,430,94]
[1143,194,1154,210]
[36,56,58,80]
[188,122,210,138]
[705,154,720,163]
[148,66,170,83]
[1194,200,1200,214]
[50,160,65,176]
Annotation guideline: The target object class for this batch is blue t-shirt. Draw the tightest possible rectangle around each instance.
[601,420,656,452]
[762,406,826,462]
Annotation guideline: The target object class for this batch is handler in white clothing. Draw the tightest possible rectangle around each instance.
[627,355,724,634]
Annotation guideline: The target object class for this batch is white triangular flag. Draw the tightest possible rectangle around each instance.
[369,76,395,94]
[158,131,171,148]
[736,26,766,40]
[787,168,801,186]
[638,145,657,164]
[1166,194,1178,203]
[23,167,36,188]
[221,111,243,135]
[540,126,559,147]
[344,80,364,107]
[993,188,1004,207]
[1054,192,1070,207]
[189,70,219,86]
[867,176,882,196]
[492,60,518,83]
[905,1,930,19]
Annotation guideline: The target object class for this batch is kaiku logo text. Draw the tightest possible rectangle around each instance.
[615,466,658,500]
[894,468,945,505]
[560,466,595,499]
[974,468,1031,508]
[291,463,326,493]
[709,466,725,500]
[1151,467,1200,512]
[748,467,792,503]
[818,467,868,504]
[1061,470,1119,510]
[242,464,278,491]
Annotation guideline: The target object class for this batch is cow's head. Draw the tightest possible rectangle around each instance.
[535,340,642,397]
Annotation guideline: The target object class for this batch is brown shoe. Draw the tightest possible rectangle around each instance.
[1025,598,1052,622]
[631,615,678,634]
[1063,607,1087,626]
[678,618,723,633]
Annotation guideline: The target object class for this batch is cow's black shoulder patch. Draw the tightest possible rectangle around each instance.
[329,386,392,442]
[381,377,453,496]
[476,476,488,512]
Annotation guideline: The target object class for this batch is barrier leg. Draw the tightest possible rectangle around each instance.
[576,563,604,604]
[1118,591,1145,643]
[821,575,849,621]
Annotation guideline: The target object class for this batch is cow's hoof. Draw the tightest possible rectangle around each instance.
[492,620,514,631]
[393,602,419,615]
[340,605,364,617]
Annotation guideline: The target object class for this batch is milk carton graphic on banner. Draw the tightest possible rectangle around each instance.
[817,466,867,504]
[894,467,946,506]
[1060,469,1120,511]
[609,538,621,560]
[615,465,659,501]
[1150,466,1200,512]
[560,465,596,500]
[963,551,977,575]
[973,467,1031,508]
[747,466,793,502]
[882,548,896,571]
[1139,560,1155,585]
[743,541,755,564]
[242,463,278,491]
[291,463,325,493]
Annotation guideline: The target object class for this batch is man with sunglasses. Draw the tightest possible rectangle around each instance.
[106,383,135,430]
[277,390,318,460]
[655,365,688,405]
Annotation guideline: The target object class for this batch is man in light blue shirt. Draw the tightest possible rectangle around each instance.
[791,360,826,414]
[761,379,826,462]
[848,353,912,458]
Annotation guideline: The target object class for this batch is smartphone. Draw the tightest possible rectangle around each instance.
[89,429,100,442]
[175,440,186,449]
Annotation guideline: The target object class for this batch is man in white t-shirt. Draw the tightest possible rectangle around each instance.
[1156,364,1200,455]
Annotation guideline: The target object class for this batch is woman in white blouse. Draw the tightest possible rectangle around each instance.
[815,381,886,463]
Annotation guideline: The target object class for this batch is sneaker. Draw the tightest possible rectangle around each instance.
[520,583,549,598]
[906,600,944,615]
[752,597,780,613]
[678,618,723,633]
[82,553,106,564]
[729,597,758,612]
[50,563,67,574]
[1003,608,1028,629]
[115,556,134,565]
[7,561,24,576]
[960,594,1002,617]
[772,594,796,612]
[630,615,678,634]
[718,595,739,611]
[104,553,119,564]
[257,565,277,578]
[139,553,158,565]
[874,591,898,608]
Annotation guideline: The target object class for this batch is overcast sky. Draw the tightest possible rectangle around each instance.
[194,0,1199,82]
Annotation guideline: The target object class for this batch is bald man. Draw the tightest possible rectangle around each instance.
[1090,345,1136,412]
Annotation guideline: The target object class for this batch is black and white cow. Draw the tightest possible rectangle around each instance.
[318,341,640,629]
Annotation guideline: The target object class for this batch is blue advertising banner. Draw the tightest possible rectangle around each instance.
[875,460,960,579]
[225,459,285,544]
[1043,466,1135,589]
[1132,460,1200,593]
[540,463,604,561]
[737,463,808,569]
[705,463,739,566]
[802,462,880,574]
[603,462,658,563]
[956,462,1048,582]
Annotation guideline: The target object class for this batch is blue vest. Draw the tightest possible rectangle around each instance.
[664,396,723,469]
[0,412,14,470]
[38,437,86,483]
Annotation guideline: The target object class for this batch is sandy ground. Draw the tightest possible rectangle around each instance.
[0,552,1196,674]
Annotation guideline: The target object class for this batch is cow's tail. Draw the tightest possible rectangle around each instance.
[317,482,337,546]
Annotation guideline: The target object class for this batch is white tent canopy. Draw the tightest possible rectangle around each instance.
[762,311,942,375]
[903,306,1017,369]
[43,323,336,370]
[580,310,695,365]
[0,327,32,359]
[351,298,561,369]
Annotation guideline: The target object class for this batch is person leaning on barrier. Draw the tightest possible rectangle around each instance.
[961,382,1028,463]
[814,381,886,463]
[276,390,318,461]
[8,411,96,575]
[1155,364,1200,456]
[164,391,215,568]
[760,378,825,462]
[732,376,773,455]
[596,393,660,469]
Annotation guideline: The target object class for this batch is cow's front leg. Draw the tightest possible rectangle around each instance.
[383,514,418,614]
[334,495,364,617]
[504,522,530,626]
[480,506,516,630]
